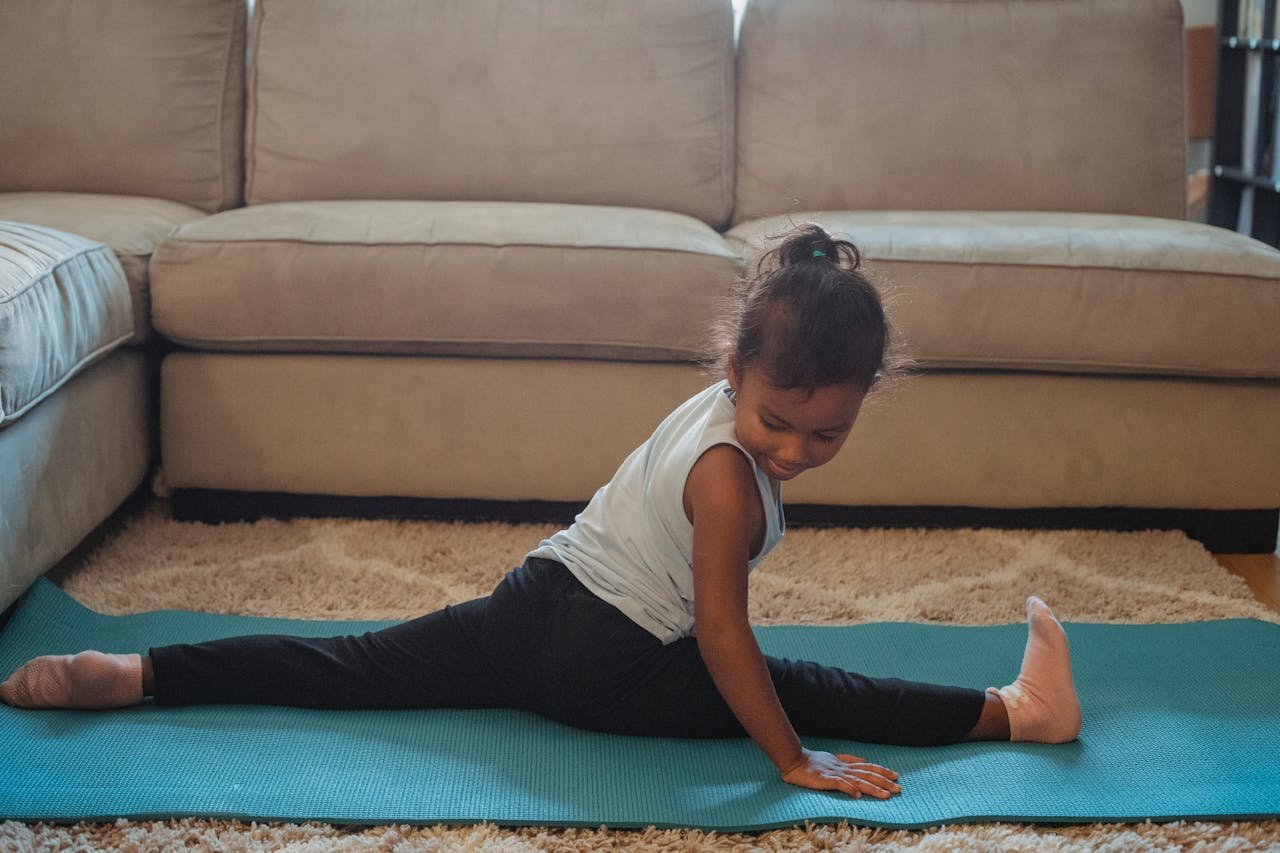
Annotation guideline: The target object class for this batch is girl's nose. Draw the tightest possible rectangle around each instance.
[777,436,808,466]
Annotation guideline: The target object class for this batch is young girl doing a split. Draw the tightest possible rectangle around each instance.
[1,224,1082,799]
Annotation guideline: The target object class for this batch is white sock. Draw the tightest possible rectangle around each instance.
[0,651,143,709]
[987,596,1083,743]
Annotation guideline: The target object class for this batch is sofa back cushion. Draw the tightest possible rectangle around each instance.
[734,0,1187,224]
[245,0,735,227]
[0,0,246,214]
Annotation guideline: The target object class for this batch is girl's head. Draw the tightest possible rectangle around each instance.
[710,223,894,482]
[715,222,890,395]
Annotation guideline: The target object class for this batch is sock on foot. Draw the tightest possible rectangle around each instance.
[987,596,1083,743]
[0,651,143,709]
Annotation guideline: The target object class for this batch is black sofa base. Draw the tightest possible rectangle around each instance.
[169,489,1279,555]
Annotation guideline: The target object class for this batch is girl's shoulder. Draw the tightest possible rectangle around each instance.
[683,443,768,558]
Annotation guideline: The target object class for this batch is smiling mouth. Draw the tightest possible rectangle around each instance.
[766,459,802,479]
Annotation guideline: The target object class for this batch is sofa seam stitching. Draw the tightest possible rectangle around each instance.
[150,238,1280,278]
[147,333,702,348]
[0,332,132,425]
[849,255,1280,280]
[214,0,237,213]
[155,237,743,260]
[142,336,1280,379]
[0,244,116,306]
[243,0,264,206]
[719,0,733,230]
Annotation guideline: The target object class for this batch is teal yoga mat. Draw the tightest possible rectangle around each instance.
[2,578,1278,830]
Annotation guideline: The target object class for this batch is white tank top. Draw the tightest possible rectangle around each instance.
[528,380,785,644]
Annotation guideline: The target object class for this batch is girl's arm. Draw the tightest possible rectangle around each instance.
[685,445,900,799]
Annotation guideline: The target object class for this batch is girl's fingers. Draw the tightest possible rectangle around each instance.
[844,768,901,796]
[830,775,862,798]
[834,754,900,781]
[838,774,890,799]
[863,764,899,780]
[850,777,893,798]
[803,753,901,799]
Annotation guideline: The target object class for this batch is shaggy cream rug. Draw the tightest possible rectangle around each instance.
[4,501,1278,851]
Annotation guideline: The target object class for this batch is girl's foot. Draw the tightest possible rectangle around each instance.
[986,596,1083,743]
[0,651,143,709]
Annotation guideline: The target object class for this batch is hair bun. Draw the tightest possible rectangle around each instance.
[774,222,861,270]
[711,221,891,393]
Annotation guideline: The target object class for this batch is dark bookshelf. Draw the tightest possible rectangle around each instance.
[1208,0,1280,247]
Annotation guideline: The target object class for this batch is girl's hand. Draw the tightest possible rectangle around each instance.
[779,748,901,799]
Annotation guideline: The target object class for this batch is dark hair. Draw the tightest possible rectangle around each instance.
[710,223,893,393]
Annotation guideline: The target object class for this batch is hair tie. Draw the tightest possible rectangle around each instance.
[811,249,826,259]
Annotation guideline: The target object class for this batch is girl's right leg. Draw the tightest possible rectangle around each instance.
[1,596,508,712]
[0,651,144,709]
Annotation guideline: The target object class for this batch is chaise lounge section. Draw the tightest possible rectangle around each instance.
[0,0,246,608]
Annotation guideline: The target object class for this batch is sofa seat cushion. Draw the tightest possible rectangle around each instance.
[0,222,133,425]
[150,201,741,360]
[729,212,1280,379]
[0,192,208,343]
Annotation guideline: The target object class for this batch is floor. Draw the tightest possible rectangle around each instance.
[1218,549,1280,613]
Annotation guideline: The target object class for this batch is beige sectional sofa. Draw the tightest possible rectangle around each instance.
[3,0,1279,613]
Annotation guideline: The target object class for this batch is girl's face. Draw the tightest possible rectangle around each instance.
[727,362,865,483]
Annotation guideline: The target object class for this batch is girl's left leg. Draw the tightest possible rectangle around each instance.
[555,594,1080,747]
[539,589,989,744]
[762,594,1085,742]
[767,659,988,746]
[982,596,1083,743]
[757,596,1081,745]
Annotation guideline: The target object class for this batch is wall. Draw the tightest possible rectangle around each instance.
[1181,0,1218,28]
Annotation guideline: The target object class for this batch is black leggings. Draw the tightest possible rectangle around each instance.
[150,557,985,746]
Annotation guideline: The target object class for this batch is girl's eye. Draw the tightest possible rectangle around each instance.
[762,419,784,432]
[815,433,838,443]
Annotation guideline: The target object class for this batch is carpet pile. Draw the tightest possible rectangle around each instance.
[3,501,1277,850]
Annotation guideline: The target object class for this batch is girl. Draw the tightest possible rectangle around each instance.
[1,224,1082,800]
